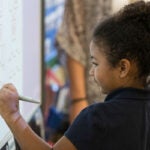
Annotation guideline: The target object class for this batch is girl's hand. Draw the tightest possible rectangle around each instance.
[0,83,20,124]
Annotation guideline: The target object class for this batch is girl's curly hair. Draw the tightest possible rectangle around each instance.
[93,1,150,82]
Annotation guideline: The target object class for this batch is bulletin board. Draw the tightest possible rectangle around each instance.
[0,0,43,148]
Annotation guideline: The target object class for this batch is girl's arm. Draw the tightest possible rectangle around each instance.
[0,84,77,150]
[6,114,77,150]
[5,114,52,150]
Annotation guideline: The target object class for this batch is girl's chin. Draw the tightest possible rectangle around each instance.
[101,90,108,95]
[98,86,107,95]
[100,87,110,95]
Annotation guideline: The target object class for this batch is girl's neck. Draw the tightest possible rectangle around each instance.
[122,77,145,90]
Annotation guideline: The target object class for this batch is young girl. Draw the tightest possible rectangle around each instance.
[0,1,150,149]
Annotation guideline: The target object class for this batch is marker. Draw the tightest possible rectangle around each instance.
[18,95,40,104]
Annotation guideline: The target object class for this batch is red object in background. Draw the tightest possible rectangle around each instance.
[46,69,62,86]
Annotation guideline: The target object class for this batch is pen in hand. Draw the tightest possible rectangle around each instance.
[18,95,40,104]
[0,82,40,104]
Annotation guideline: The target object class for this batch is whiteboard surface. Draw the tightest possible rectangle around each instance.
[0,0,42,148]
[21,0,42,121]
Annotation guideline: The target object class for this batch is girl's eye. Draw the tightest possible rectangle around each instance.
[92,62,98,66]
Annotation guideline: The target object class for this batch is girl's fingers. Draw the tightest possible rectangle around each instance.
[2,83,18,93]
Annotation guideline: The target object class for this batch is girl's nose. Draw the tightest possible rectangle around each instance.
[89,67,94,76]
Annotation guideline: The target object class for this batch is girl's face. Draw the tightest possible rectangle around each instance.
[89,41,122,94]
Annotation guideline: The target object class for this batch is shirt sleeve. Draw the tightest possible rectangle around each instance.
[64,105,107,150]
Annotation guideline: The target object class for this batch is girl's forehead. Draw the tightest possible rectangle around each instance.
[90,40,107,51]
[90,41,105,55]
[90,41,96,48]
[90,43,106,60]
[90,41,99,53]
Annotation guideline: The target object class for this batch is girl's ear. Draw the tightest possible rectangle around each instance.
[118,59,131,78]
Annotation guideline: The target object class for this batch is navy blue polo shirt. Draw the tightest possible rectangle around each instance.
[65,88,150,150]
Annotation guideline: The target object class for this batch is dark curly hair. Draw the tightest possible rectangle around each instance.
[92,1,150,81]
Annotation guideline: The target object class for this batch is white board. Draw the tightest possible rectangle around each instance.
[0,0,42,148]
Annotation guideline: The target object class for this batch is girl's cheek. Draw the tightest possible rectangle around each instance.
[95,70,103,85]
[89,66,94,76]
[94,70,99,80]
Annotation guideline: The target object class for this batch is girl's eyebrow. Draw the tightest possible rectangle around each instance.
[90,56,94,59]
[90,56,97,60]
[90,56,93,59]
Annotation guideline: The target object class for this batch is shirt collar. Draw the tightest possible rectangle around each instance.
[105,87,150,102]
